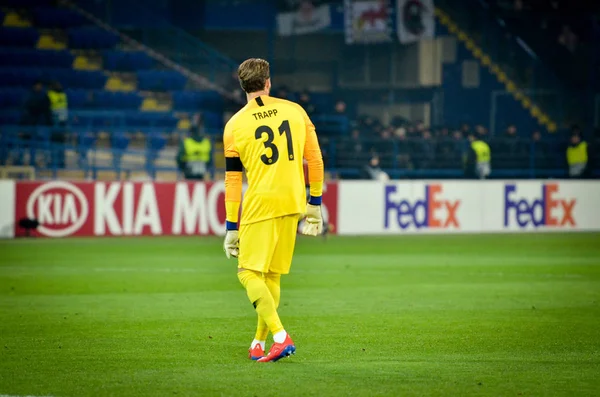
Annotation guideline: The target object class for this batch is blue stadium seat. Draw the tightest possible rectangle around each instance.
[0,49,74,68]
[103,51,154,71]
[93,91,142,109]
[0,68,41,87]
[2,0,53,6]
[67,27,119,49]
[66,88,91,109]
[137,70,186,91]
[0,88,27,108]
[69,111,177,130]
[124,111,178,128]
[147,133,167,151]
[0,28,39,48]
[138,126,172,135]
[110,131,130,151]
[70,110,125,128]
[0,68,107,89]
[0,110,22,124]
[171,90,223,111]
[75,130,97,149]
[72,70,107,90]
[53,69,107,90]
[310,92,334,112]
[202,111,223,130]
[32,7,88,28]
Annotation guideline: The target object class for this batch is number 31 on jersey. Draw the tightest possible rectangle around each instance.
[255,120,294,165]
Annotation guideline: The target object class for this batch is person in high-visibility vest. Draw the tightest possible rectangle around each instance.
[465,132,492,179]
[47,81,68,126]
[47,81,68,167]
[566,133,589,178]
[177,117,212,180]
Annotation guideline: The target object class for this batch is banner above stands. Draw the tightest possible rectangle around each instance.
[277,3,332,36]
[396,0,436,44]
[344,0,393,44]
[0,181,598,238]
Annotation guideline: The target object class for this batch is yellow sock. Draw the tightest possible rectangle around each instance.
[255,273,281,341]
[238,270,284,335]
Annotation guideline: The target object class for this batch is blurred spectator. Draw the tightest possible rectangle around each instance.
[177,114,212,180]
[452,130,465,154]
[475,124,489,142]
[276,86,290,100]
[435,127,454,168]
[558,25,577,53]
[334,100,347,116]
[375,127,394,167]
[495,123,527,168]
[339,128,364,167]
[298,91,316,115]
[391,115,410,128]
[394,127,413,169]
[513,0,524,11]
[47,81,68,168]
[417,129,436,169]
[465,132,492,179]
[566,133,589,178]
[531,130,550,169]
[504,124,518,139]
[359,115,377,136]
[22,81,51,126]
[460,123,471,137]
[47,81,68,127]
[437,126,450,138]
[414,120,425,134]
[393,127,407,139]
[360,154,389,181]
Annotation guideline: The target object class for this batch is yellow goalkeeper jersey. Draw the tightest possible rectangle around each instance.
[224,95,323,226]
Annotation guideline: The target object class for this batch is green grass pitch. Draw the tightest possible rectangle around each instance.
[1,233,599,397]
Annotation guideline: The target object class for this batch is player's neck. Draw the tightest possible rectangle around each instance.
[246,90,269,103]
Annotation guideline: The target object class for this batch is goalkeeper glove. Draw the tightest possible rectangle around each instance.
[301,201,323,237]
[223,221,239,259]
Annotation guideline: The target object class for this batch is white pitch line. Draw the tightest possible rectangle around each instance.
[0,395,55,397]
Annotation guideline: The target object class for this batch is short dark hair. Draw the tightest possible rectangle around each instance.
[237,58,270,94]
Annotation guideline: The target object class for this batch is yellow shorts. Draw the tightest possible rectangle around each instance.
[238,214,300,275]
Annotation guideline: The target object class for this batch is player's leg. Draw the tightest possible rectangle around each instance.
[237,269,284,339]
[254,272,281,347]
[238,219,286,359]
[257,215,299,362]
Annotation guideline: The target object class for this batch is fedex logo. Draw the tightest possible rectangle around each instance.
[385,184,461,229]
[504,183,576,228]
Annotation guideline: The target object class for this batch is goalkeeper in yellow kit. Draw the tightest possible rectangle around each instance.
[222,58,324,362]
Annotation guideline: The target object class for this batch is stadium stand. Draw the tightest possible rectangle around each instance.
[0,0,233,179]
[0,0,596,180]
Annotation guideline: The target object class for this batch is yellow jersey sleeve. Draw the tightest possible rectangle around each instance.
[300,107,324,199]
[223,121,242,226]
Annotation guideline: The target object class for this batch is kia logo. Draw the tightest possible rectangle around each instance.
[26,181,89,237]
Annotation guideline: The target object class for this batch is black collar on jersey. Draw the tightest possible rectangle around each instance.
[255,96,265,107]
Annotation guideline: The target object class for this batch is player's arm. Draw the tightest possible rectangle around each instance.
[303,113,324,205]
[223,124,242,258]
[301,110,324,236]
